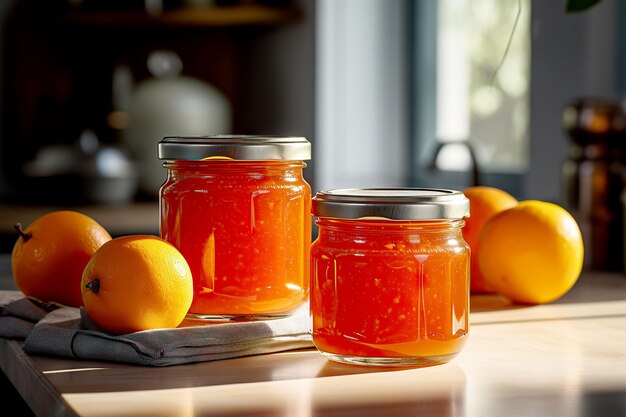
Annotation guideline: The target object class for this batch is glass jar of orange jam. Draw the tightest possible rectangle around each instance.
[311,188,470,367]
[158,135,312,320]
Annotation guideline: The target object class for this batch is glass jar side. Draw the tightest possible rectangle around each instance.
[310,217,469,366]
[160,159,312,319]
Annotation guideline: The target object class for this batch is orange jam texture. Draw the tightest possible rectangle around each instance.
[311,220,469,358]
[161,161,311,315]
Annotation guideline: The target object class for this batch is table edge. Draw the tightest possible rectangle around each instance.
[0,339,79,417]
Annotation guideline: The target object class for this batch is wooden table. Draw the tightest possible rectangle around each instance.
[1,264,626,417]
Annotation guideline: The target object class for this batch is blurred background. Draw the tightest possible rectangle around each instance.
[0,0,625,274]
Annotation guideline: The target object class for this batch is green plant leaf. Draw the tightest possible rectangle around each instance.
[566,0,603,13]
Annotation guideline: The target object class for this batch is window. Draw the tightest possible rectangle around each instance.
[412,0,531,194]
[316,0,620,202]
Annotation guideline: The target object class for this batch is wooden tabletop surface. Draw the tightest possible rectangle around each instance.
[1,263,626,417]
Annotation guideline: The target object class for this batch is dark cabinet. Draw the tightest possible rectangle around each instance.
[0,0,307,204]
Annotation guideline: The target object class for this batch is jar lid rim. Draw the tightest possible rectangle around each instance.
[158,135,311,161]
[312,188,470,220]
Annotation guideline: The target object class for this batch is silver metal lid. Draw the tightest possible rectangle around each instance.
[158,135,311,161]
[312,188,470,220]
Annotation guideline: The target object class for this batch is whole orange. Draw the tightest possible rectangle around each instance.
[462,186,518,293]
[11,210,112,307]
[81,235,193,334]
[478,200,584,304]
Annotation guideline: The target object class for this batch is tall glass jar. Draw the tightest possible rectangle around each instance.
[311,188,470,367]
[158,136,312,320]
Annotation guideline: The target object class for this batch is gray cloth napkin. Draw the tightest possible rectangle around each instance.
[23,302,314,366]
[0,291,49,339]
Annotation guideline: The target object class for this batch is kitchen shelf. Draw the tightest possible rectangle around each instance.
[58,3,302,28]
[0,202,159,253]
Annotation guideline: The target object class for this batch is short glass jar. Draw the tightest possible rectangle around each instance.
[311,188,470,367]
[158,135,312,320]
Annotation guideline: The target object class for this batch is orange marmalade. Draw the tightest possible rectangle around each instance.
[158,136,311,320]
[311,188,470,367]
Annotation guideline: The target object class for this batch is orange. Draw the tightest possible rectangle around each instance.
[462,186,518,293]
[478,200,584,304]
[81,235,193,334]
[11,210,112,307]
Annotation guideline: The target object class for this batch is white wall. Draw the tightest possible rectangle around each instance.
[315,0,409,193]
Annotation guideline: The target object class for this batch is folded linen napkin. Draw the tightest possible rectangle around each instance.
[0,291,50,339]
[22,302,314,366]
